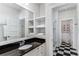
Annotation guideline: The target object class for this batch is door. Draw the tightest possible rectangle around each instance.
[61,20,72,43]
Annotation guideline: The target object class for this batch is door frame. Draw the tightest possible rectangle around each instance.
[45,3,77,55]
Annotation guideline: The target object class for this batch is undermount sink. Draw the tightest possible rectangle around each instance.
[18,45,32,50]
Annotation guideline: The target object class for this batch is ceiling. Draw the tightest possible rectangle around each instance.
[3,3,24,11]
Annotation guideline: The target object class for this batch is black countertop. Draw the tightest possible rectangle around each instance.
[0,38,45,55]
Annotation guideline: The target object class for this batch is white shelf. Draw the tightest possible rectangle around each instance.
[35,16,45,35]
[29,33,34,35]
[37,33,45,35]
[28,26,34,28]
[35,33,45,39]
[35,16,45,20]
[36,24,45,28]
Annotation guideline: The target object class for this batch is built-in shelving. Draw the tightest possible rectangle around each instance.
[28,26,34,28]
[27,11,45,36]
[36,28,45,34]
[28,20,34,26]
[35,16,45,35]
[36,24,45,28]
[28,28,34,34]
[28,11,34,35]
[35,16,45,26]
[35,16,45,20]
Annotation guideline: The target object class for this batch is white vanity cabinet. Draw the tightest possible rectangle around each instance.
[23,46,41,56]
[23,43,46,56]
[38,43,46,56]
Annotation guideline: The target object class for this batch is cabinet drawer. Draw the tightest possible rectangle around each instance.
[39,43,46,56]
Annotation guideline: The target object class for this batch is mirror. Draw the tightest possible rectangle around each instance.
[0,3,33,42]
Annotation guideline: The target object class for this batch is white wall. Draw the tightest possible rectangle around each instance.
[19,9,27,19]
[53,9,61,48]
[27,3,40,18]
[52,8,60,49]
[45,4,54,55]
[40,4,45,16]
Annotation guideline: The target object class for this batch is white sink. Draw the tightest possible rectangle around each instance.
[18,45,32,50]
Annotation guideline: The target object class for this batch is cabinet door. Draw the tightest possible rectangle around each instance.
[23,43,46,56]
[39,43,46,56]
[23,47,41,56]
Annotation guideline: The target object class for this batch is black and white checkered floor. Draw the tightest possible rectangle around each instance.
[53,42,78,56]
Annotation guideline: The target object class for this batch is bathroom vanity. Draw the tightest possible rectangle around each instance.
[23,43,46,56]
[0,37,46,56]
